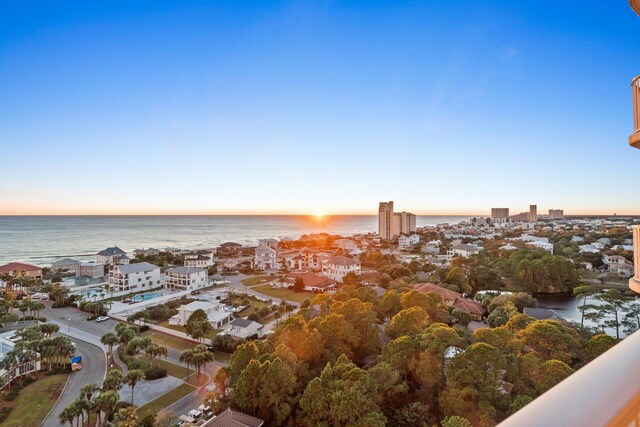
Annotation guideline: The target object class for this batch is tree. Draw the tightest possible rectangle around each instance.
[59,406,75,427]
[180,349,194,380]
[101,332,118,357]
[442,416,473,427]
[293,276,305,292]
[517,320,582,366]
[124,369,145,404]
[94,390,119,426]
[102,369,124,391]
[385,307,429,339]
[573,285,597,331]
[451,308,471,327]
[113,406,139,427]
[299,357,387,427]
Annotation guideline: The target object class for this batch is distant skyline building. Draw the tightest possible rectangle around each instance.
[378,201,416,240]
[378,201,394,240]
[491,208,510,219]
[549,209,564,220]
[529,205,538,222]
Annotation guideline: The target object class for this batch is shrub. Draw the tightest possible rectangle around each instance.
[139,325,150,332]
[247,313,261,322]
[144,366,167,380]
[0,407,12,423]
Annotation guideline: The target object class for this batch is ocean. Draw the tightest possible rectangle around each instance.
[0,215,470,266]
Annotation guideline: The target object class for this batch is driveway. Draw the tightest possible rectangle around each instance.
[42,337,106,427]
[161,361,226,420]
[119,376,184,407]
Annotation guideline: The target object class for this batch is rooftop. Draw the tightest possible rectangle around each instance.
[113,262,159,274]
[0,262,42,273]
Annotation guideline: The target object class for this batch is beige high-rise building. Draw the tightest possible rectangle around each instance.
[529,205,537,222]
[378,201,394,240]
[491,208,509,219]
[548,209,564,220]
[378,202,416,240]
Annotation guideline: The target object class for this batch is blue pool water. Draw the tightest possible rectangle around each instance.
[132,291,161,303]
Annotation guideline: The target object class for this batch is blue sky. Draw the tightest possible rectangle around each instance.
[0,1,638,215]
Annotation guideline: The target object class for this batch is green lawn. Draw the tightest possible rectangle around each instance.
[214,351,231,364]
[228,296,268,318]
[137,383,195,417]
[137,356,194,379]
[252,284,315,303]
[3,374,69,427]
[147,332,195,352]
[241,275,279,286]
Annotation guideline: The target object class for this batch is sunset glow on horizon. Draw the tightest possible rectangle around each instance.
[1,2,638,216]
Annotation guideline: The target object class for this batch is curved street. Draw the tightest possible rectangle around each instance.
[42,336,106,427]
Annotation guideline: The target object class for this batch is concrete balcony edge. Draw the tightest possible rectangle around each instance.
[630,131,640,149]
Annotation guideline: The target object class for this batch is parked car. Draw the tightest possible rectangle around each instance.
[188,409,202,419]
[96,316,109,322]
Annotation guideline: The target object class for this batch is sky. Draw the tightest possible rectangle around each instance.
[0,1,639,216]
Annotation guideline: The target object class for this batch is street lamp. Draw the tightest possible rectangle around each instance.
[68,317,71,332]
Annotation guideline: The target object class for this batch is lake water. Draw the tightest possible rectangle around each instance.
[0,215,470,265]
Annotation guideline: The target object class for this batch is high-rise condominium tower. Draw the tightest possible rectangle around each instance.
[491,208,509,219]
[378,202,416,240]
[378,201,394,240]
[548,209,564,220]
[529,205,537,222]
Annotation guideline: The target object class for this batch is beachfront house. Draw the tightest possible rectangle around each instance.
[168,300,233,329]
[283,273,338,292]
[322,256,361,282]
[50,258,81,274]
[164,266,208,291]
[108,262,161,292]
[254,245,278,270]
[184,252,214,269]
[0,262,43,280]
[78,262,105,279]
[96,246,130,265]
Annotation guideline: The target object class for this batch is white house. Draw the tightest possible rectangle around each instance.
[96,247,130,265]
[78,262,104,279]
[258,238,279,249]
[51,258,81,274]
[499,244,518,251]
[526,241,554,254]
[254,245,278,270]
[133,248,161,257]
[398,234,420,249]
[448,244,481,258]
[579,244,602,253]
[225,318,264,340]
[108,262,161,292]
[322,256,361,282]
[164,266,208,291]
[168,300,232,329]
[184,255,214,269]
[604,255,635,277]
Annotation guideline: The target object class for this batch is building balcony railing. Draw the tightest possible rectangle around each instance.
[631,75,640,149]
[499,329,640,427]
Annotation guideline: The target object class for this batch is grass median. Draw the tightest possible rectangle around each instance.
[137,383,195,418]
[251,284,315,303]
[2,373,69,427]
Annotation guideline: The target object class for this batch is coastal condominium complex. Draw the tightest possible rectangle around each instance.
[548,209,564,220]
[378,201,416,240]
[491,208,509,219]
[378,201,394,240]
[529,204,537,222]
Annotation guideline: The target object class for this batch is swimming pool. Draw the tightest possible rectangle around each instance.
[132,291,161,303]
[74,288,106,300]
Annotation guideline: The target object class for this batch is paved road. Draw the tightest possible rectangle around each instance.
[161,361,226,420]
[42,336,106,427]
[214,274,301,307]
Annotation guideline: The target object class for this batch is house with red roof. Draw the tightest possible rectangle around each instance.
[0,262,43,279]
[414,282,487,321]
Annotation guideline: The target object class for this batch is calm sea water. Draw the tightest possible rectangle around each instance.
[0,215,470,265]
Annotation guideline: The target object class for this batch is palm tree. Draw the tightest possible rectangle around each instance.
[94,390,119,427]
[179,349,194,380]
[58,407,74,427]
[79,383,99,424]
[124,369,145,405]
[40,323,60,338]
[100,333,118,359]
